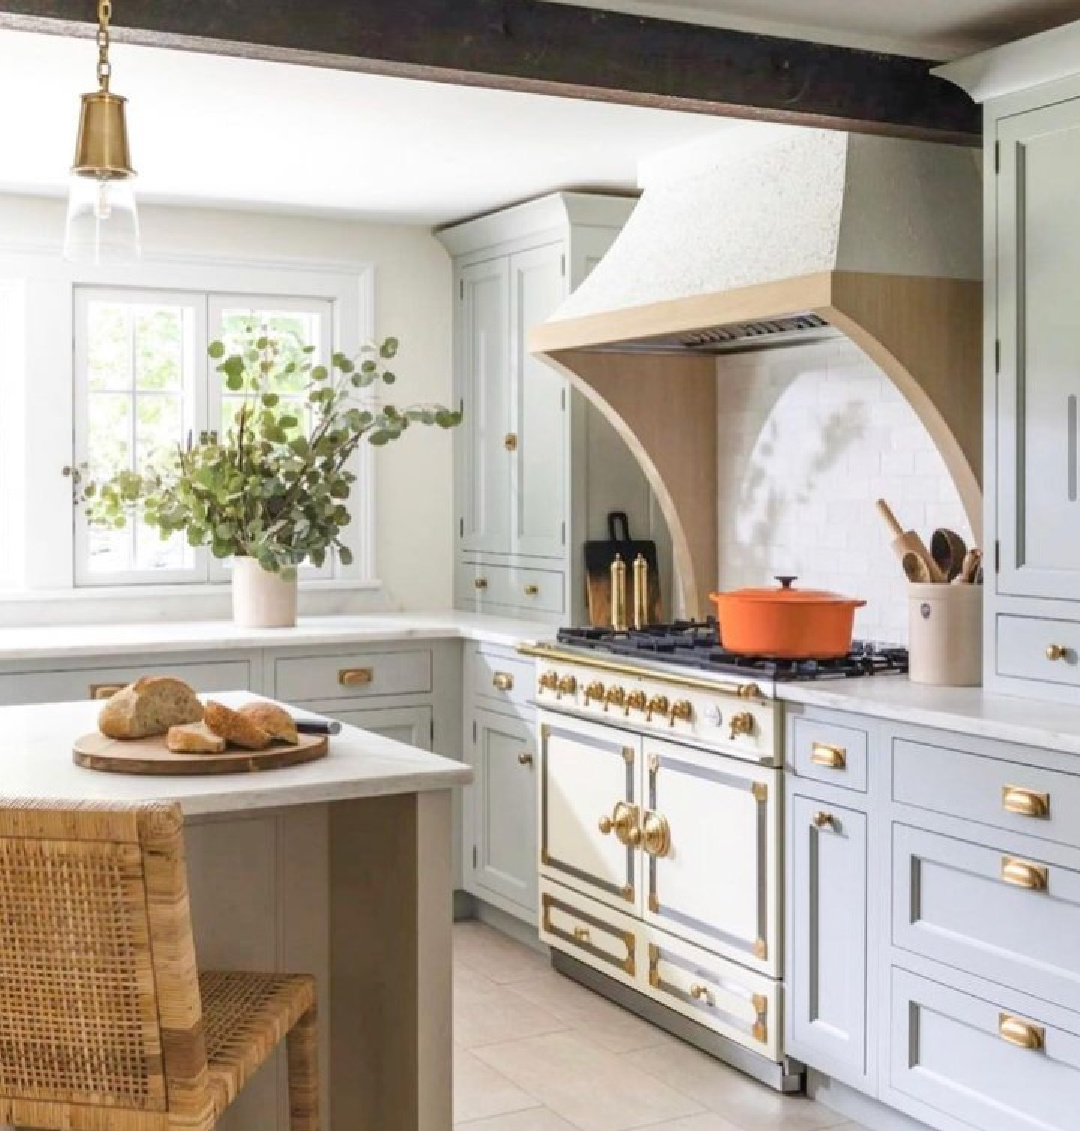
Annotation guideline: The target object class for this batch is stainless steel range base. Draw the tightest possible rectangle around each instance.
[551,950,805,1094]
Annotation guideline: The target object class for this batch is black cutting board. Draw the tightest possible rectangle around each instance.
[584,512,662,627]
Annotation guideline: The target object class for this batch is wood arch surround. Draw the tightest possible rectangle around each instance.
[531,271,982,619]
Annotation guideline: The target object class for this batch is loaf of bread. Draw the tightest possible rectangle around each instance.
[203,700,272,750]
[238,702,299,745]
[99,677,204,740]
[166,723,226,754]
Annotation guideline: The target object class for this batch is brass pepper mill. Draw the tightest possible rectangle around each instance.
[610,553,628,632]
[632,553,649,629]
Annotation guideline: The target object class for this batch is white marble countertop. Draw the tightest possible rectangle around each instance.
[0,691,473,817]
[0,611,554,662]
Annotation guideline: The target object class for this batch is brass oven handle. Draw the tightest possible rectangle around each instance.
[338,667,374,687]
[1002,785,1050,819]
[999,1013,1045,1051]
[89,683,126,701]
[1001,855,1048,891]
[517,751,534,767]
[811,742,847,770]
[492,671,514,692]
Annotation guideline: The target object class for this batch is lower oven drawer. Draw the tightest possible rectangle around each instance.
[645,927,779,1060]
[540,880,639,989]
[889,966,1080,1131]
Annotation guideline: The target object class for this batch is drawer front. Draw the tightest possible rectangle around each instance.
[893,823,1080,1012]
[273,649,432,702]
[792,715,868,793]
[459,561,564,615]
[645,927,778,1060]
[0,659,251,706]
[893,737,1080,850]
[540,881,639,988]
[998,614,1080,687]
[469,645,534,711]
[890,966,1080,1131]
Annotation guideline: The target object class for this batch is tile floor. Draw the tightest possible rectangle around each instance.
[453,921,870,1131]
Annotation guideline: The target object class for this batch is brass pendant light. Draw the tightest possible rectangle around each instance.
[63,0,140,264]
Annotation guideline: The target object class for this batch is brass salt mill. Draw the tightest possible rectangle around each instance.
[632,553,649,629]
[610,553,628,631]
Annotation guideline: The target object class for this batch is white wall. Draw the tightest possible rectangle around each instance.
[715,337,973,645]
[0,194,454,615]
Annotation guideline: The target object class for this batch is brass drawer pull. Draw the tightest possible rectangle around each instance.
[492,671,514,692]
[524,584,540,597]
[1001,855,1048,891]
[517,751,534,767]
[572,926,590,943]
[1002,785,1050,819]
[999,1013,1045,1051]
[689,983,714,1006]
[89,682,126,701]
[812,811,836,830]
[811,742,847,770]
[338,667,374,687]
[473,577,488,591]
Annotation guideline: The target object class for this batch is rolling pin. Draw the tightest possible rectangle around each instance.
[876,499,946,583]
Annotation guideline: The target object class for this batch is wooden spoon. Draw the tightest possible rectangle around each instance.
[877,499,945,583]
[931,528,967,582]
[958,548,983,584]
[902,551,933,584]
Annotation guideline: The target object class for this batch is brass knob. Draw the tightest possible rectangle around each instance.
[517,751,534,767]
[557,675,577,698]
[813,811,835,830]
[625,690,647,716]
[573,926,590,943]
[690,983,714,1006]
[599,801,640,846]
[474,577,488,590]
[492,672,514,692]
[729,711,755,739]
[604,685,626,711]
[668,699,693,727]
[584,681,606,706]
[627,826,643,847]
[598,815,614,835]
[538,670,559,693]
[524,584,540,597]
[642,811,671,857]
[646,695,670,722]
[504,432,519,452]
[1046,644,1068,662]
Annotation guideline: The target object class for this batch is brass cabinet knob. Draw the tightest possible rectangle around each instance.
[642,810,671,857]
[999,1013,1045,1051]
[573,926,590,943]
[1002,785,1050,819]
[338,667,374,687]
[730,711,755,739]
[668,699,694,727]
[645,695,670,723]
[604,685,626,711]
[492,671,514,692]
[599,801,640,847]
[517,751,534,767]
[690,983,714,1006]
[812,811,836,830]
[598,815,614,835]
[811,742,846,770]
[625,690,647,716]
[524,584,540,597]
[89,683,126,701]
[556,675,577,698]
[584,681,606,706]
[1046,644,1069,661]
[538,670,559,693]
[1001,855,1048,891]
[474,577,488,591]
[504,432,519,452]
[627,826,643,847]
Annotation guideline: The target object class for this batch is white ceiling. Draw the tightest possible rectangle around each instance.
[538,0,1080,58]
[0,29,733,226]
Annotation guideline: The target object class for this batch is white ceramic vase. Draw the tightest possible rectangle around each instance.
[232,557,298,628]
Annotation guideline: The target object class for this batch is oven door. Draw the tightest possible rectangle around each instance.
[539,711,642,913]
[641,735,780,976]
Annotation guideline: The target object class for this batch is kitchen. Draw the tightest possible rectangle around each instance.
[0,3,1079,1131]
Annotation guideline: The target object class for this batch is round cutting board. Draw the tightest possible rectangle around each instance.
[73,731,329,775]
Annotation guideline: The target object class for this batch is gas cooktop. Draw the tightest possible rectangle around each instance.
[556,620,908,682]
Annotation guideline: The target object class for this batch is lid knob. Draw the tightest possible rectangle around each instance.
[775,575,797,589]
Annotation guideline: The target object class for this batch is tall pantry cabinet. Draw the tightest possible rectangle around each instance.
[437,192,670,626]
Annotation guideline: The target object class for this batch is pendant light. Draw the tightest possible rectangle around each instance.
[63,0,140,264]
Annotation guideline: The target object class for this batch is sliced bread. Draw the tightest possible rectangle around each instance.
[238,702,299,745]
[166,723,226,754]
[203,700,272,751]
[99,676,204,740]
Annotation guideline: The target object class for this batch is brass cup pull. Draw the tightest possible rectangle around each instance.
[1002,785,1050,819]
[504,432,519,452]
[1001,855,1048,891]
[524,584,540,597]
[89,683,126,701]
[492,672,514,692]
[474,577,488,590]
[999,1013,1045,1051]
[689,983,714,1006]
[338,667,374,687]
[642,811,671,858]
[517,751,534,767]
[573,926,590,943]
[1046,644,1068,662]
[811,742,847,770]
[812,811,836,830]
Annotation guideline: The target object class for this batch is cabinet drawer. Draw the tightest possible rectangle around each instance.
[645,927,778,1060]
[273,649,432,702]
[893,737,1080,850]
[893,823,1080,1013]
[469,645,534,711]
[792,715,868,792]
[540,881,638,988]
[998,614,1080,687]
[890,966,1080,1131]
[0,659,251,706]
[459,561,564,615]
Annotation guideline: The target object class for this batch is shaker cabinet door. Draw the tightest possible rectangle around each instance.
[998,100,1080,600]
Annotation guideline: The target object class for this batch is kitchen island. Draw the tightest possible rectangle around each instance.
[0,691,473,1131]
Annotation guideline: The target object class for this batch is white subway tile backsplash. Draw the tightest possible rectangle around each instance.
[716,338,972,644]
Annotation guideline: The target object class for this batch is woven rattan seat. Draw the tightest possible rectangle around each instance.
[0,800,319,1131]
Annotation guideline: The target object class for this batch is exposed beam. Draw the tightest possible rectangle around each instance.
[0,1,979,144]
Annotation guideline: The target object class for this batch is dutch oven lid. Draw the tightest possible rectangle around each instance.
[713,576,865,606]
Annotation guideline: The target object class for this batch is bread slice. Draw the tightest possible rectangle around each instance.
[99,676,204,740]
[203,700,272,751]
[166,723,226,754]
[238,702,299,745]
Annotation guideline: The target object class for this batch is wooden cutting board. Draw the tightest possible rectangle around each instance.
[73,731,329,776]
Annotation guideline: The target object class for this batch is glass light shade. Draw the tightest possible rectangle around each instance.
[64,172,141,265]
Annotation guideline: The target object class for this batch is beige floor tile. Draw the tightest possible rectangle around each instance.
[475,1030,706,1131]
[455,1107,580,1130]
[457,961,504,1004]
[619,1115,743,1131]
[507,971,674,1054]
[455,921,552,984]
[457,985,569,1049]
[455,1047,542,1124]
[621,1042,848,1131]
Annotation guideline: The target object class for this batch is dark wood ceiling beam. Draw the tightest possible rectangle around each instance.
[0,0,980,144]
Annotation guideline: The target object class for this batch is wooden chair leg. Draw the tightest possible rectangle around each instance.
[286,1005,320,1131]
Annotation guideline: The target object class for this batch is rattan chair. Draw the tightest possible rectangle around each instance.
[0,799,319,1131]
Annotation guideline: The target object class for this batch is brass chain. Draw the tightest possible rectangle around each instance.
[96,0,112,91]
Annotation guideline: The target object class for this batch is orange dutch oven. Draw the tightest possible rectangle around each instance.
[709,575,866,659]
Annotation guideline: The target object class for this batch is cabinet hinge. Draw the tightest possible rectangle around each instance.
[560,253,566,277]
[995,540,1001,573]
[430,718,435,744]
[472,720,477,743]
[459,517,464,538]
[561,521,567,546]
[472,845,478,869]
[561,388,566,411]
[994,140,1000,174]
[459,279,464,300]
[995,339,1001,373]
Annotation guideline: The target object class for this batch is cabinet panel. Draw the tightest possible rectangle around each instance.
[329,705,432,751]
[509,243,568,560]
[458,257,512,554]
[540,880,639,988]
[273,649,432,702]
[998,100,1080,600]
[791,714,868,793]
[788,793,868,1088]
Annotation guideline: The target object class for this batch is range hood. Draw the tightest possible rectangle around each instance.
[530,125,983,617]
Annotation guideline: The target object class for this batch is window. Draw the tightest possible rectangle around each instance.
[74,286,341,587]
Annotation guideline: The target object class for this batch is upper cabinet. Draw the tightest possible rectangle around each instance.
[439,193,671,623]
